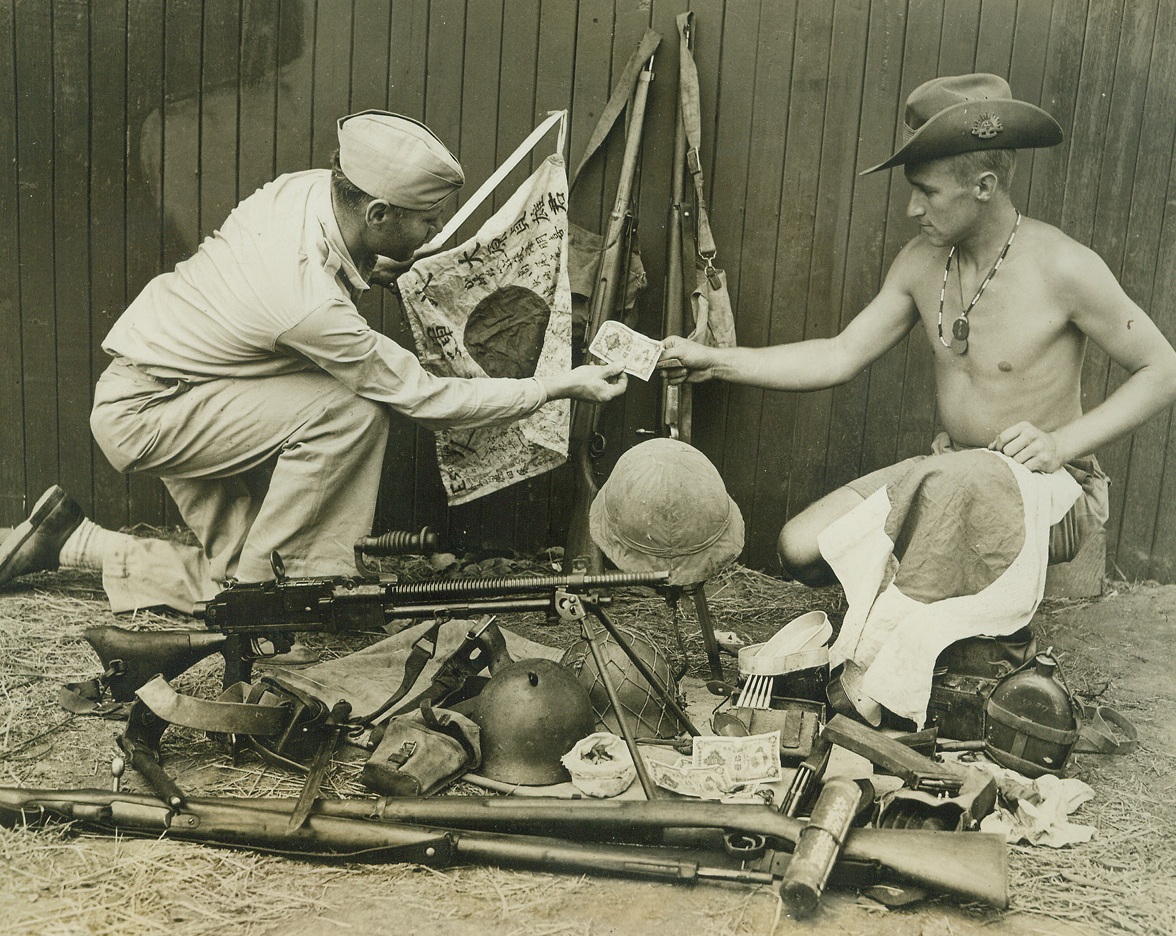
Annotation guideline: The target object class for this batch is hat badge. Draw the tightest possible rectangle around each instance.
[971,112,1004,139]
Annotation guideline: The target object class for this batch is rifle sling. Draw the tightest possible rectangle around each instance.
[135,674,290,736]
[676,12,716,262]
[569,29,662,191]
[353,619,445,726]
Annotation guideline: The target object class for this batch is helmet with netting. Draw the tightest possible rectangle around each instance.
[559,628,680,739]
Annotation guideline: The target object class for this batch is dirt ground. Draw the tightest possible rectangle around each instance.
[1,568,1173,936]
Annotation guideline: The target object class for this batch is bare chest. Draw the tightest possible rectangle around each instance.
[914,259,1074,372]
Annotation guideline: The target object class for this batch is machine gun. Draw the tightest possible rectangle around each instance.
[0,786,1008,909]
[82,528,670,703]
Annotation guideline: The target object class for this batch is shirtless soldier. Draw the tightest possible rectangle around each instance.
[662,74,1176,585]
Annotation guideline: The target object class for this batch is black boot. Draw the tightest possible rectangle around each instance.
[0,486,84,586]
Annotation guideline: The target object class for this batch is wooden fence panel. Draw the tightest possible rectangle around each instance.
[824,0,906,493]
[89,0,130,531]
[1087,0,1153,561]
[682,0,748,478]
[759,0,824,564]
[382,0,432,538]
[123,0,167,527]
[889,0,946,470]
[13,1,57,509]
[706,0,774,536]
[1003,0,1051,213]
[0,0,25,522]
[800,0,869,502]
[497,0,553,548]
[3,0,1176,582]
[52,1,94,516]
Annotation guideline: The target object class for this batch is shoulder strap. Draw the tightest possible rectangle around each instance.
[569,29,662,191]
[676,13,716,263]
[420,110,568,255]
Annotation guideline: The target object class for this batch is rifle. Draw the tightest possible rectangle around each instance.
[84,566,670,701]
[661,12,693,444]
[565,41,658,573]
[303,794,1009,908]
[0,787,1007,908]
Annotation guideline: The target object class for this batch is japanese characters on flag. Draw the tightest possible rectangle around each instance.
[397,154,572,504]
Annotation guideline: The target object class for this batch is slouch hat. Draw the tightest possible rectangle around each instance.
[862,73,1062,174]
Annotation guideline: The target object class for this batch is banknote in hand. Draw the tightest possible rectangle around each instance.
[588,320,665,381]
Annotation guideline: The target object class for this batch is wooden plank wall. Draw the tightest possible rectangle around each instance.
[2,0,1175,581]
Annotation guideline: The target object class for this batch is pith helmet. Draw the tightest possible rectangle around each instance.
[862,73,1063,175]
[469,658,596,785]
[589,438,744,586]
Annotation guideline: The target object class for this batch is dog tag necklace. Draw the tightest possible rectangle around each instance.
[937,210,1021,355]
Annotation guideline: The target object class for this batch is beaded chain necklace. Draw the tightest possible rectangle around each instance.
[937,210,1021,355]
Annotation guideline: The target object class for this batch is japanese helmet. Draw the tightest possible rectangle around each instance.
[469,658,596,785]
[984,653,1082,778]
[589,438,744,585]
[560,628,680,740]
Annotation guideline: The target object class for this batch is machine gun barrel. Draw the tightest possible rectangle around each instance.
[87,569,670,701]
[383,569,668,599]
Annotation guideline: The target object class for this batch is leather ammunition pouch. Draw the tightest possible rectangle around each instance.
[716,698,825,766]
[925,627,1037,741]
[877,769,998,831]
[362,703,481,796]
[220,675,334,769]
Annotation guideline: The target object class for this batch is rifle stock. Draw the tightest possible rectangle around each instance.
[85,626,230,703]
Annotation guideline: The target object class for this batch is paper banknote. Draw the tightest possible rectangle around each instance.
[588,320,664,381]
[647,758,730,800]
[647,731,783,797]
[692,731,782,785]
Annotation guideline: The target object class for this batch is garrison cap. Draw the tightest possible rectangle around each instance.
[337,109,464,209]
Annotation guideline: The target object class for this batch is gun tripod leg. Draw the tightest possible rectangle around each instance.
[686,584,725,682]
[580,615,659,800]
[589,604,700,737]
[556,591,659,799]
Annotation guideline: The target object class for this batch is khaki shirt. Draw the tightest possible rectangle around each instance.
[102,170,546,430]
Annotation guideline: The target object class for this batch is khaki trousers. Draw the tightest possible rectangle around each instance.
[90,361,390,613]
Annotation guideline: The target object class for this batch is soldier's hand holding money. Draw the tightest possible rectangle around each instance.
[541,362,628,403]
[659,335,719,385]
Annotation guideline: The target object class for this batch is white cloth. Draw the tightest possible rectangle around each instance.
[978,767,1097,847]
[819,450,1081,726]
